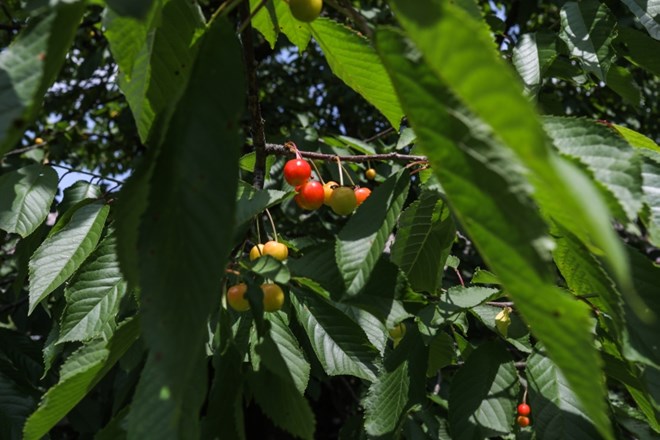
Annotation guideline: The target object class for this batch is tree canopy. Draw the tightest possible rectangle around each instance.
[0,0,659,439]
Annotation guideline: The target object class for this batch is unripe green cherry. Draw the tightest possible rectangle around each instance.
[329,186,357,215]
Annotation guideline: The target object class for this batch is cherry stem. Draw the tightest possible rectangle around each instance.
[255,217,262,244]
[285,141,303,160]
[336,157,344,186]
[309,159,325,184]
[339,163,356,186]
[522,388,528,405]
[264,208,278,242]
[454,267,465,287]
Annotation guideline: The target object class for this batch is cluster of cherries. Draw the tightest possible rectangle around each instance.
[284,154,373,215]
[516,403,531,427]
[226,149,375,314]
[226,243,288,313]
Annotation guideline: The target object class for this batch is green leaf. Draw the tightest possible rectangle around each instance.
[104,0,205,142]
[426,332,455,376]
[0,2,85,155]
[57,232,126,344]
[602,352,660,431]
[335,303,388,355]
[336,135,376,155]
[552,222,624,335]
[613,124,660,153]
[470,305,533,353]
[201,344,245,440]
[114,145,158,290]
[106,0,157,20]
[640,154,660,246]
[442,286,500,309]
[606,65,642,108]
[622,247,660,366]
[543,116,644,222]
[244,255,291,284]
[526,349,601,440]
[0,329,44,383]
[0,369,37,440]
[336,170,409,296]
[59,181,102,215]
[0,165,57,237]
[512,32,557,96]
[96,406,130,440]
[620,0,660,40]
[310,18,404,128]
[388,0,631,298]
[247,365,316,440]
[363,330,428,436]
[235,181,289,227]
[471,268,501,285]
[559,0,617,81]
[250,0,312,51]
[28,202,109,314]
[125,18,245,438]
[250,0,278,48]
[23,318,140,440]
[291,289,379,381]
[376,25,614,440]
[391,191,455,293]
[448,342,519,438]
[614,26,660,77]
[265,311,310,394]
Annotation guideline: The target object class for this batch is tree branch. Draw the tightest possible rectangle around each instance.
[4,141,47,157]
[264,143,428,164]
[240,1,267,190]
[50,164,125,185]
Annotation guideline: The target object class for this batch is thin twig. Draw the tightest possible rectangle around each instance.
[240,1,268,190]
[4,142,47,157]
[486,301,515,307]
[265,143,428,164]
[50,164,124,185]
[364,126,395,143]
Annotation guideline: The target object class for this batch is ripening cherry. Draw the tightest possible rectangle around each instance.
[365,168,376,180]
[283,159,311,186]
[388,323,406,340]
[329,186,358,215]
[263,241,288,261]
[516,416,531,427]
[261,283,285,312]
[227,283,250,312]
[354,187,371,206]
[323,181,338,205]
[297,181,325,210]
[249,244,265,261]
[517,403,531,416]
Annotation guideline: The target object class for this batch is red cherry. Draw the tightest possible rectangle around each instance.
[284,159,311,186]
[297,181,324,210]
[517,403,530,416]
[516,416,530,427]
[294,193,312,209]
[354,187,371,206]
